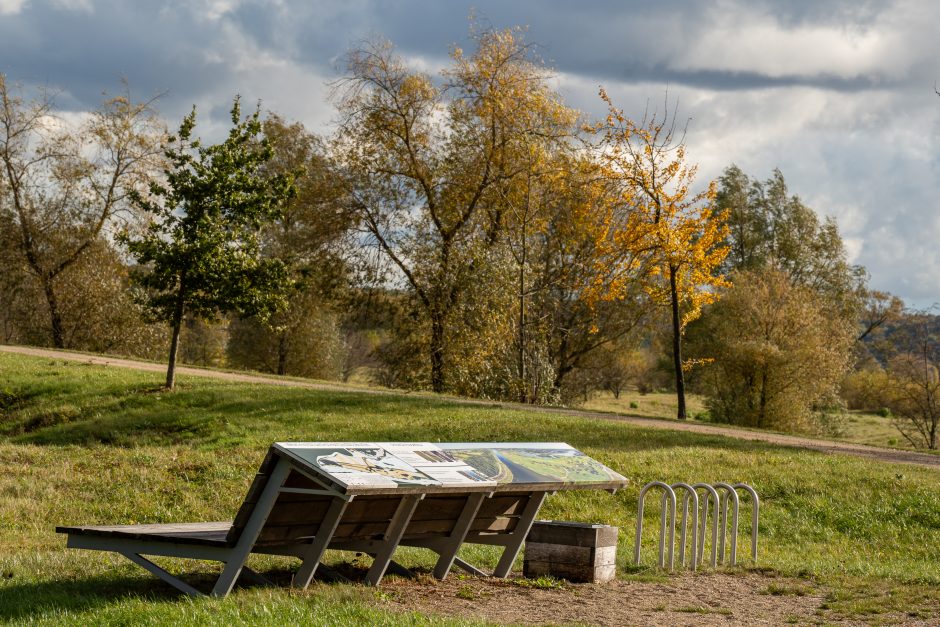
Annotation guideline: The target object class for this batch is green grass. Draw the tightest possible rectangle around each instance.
[582,390,708,420]
[583,390,931,452]
[0,352,938,624]
[839,410,908,449]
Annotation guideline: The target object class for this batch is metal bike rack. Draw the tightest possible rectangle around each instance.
[734,482,760,564]
[692,483,720,567]
[671,483,699,570]
[634,481,759,570]
[714,482,740,565]
[633,481,676,569]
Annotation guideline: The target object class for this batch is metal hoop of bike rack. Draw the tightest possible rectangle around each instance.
[692,482,720,567]
[734,483,760,564]
[634,481,676,569]
[671,483,699,571]
[634,481,759,570]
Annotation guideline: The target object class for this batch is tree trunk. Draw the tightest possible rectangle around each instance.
[930,414,937,450]
[430,312,446,393]
[40,277,65,349]
[758,369,769,429]
[553,362,573,396]
[165,283,186,390]
[669,265,687,420]
[277,332,288,376]
[518,262,527,404]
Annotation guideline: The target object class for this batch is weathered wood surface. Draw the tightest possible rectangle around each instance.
[523,521,619,583]
[55,522,234,547]
[523,559,616,583]
[526,520,619,548]
[252,491,533,545]
[525,543,616,565]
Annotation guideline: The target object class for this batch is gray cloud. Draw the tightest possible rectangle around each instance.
[2,0,940,305]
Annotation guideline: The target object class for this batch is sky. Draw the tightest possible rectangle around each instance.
[2,0,939,305]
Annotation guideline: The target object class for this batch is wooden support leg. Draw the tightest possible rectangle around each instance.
[432,492,486,580]
[385,560,416,579]
[314,563,351,583]
[211,457,291,597]
[364,495,422,586]
[452,557,488,577]
[239,567,274,587]
[122,552,204,597]
[492,492,548,578]
[292,496,349,589]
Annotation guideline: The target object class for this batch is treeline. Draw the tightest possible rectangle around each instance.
[1,28,936,448]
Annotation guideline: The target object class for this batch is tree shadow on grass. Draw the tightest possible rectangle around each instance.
[7,385,460,448]
[2,374,804,463]
[0,564,418,623]
[0,573,189,622]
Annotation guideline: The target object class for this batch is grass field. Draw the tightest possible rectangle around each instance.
[582,390,708,421]
[583,390,917,450]
[0,351,938,624]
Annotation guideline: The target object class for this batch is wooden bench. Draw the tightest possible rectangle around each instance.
[57,441,627,596]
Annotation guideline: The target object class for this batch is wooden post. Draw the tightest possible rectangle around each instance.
[523,521,618,583]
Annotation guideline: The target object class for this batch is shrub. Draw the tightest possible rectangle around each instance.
[690,270,855,433]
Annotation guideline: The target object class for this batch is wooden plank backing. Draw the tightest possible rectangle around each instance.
[253,492,531,545]
[526,521,619,548]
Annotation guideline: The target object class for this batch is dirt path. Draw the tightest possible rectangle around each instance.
[378,571,931,626]
[3,344,938,472]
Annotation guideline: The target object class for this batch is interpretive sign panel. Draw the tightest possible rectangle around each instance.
[274,441,626,491]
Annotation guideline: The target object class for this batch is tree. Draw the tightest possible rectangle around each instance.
[123,99,295,389]
[693,269,855,432]
[333,27,576,393]
[0,75,163,347]
[880,313,940,449]
[0,212,40,344]
[498,140,565,402]
[46,238,167,358]
[498,149,646,403]
[226,115,353,377]
[715,166,863,310]
[857,287,904,342]
[228,290,346,379]
[588,89,729,419]
[716,164,768,271]
[528,154,651,400]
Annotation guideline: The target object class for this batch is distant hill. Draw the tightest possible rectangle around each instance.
[860,311,940,365]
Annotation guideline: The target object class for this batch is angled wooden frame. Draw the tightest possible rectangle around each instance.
[57,442,627,597]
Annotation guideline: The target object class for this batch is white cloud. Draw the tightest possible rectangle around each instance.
[0,0,27,16]
[554,58,940,305]
[671,0,929,82]
[176,19,335,141]
[52,0,93,12]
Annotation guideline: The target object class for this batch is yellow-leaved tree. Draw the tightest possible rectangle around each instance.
[333,27,575,393]
[588,89,729,419]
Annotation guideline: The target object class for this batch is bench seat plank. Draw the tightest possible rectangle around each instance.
[55,522,234,547]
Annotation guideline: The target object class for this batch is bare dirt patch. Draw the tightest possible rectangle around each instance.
[377,571,935,626]
[380,571,825,626]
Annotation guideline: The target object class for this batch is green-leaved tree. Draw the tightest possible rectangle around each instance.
[123,99,295,388]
